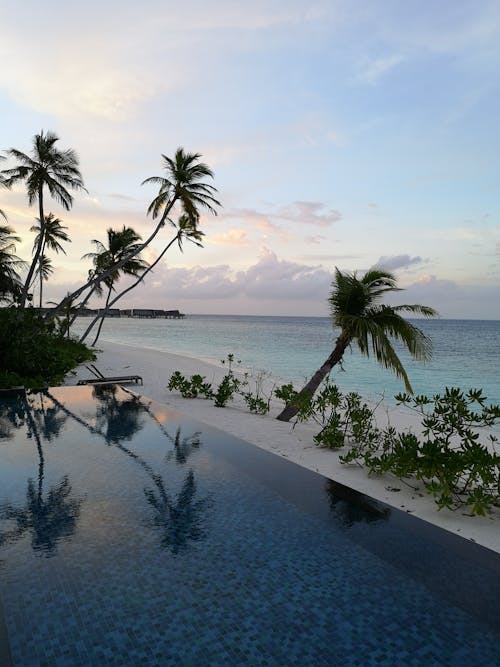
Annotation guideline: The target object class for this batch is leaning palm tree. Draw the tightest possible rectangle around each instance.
[276,268,438,422]
[30,213,70,306]
[50,147,220,320]
[0,224,26,304]
[78,213,205,343]
[0,131,85,306]
[80,226,148,345]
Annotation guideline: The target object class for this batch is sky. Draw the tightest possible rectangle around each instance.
[1,0,499,318]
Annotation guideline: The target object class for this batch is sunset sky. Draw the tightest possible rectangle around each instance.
[1,0,499,318]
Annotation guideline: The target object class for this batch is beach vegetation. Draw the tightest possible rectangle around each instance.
[167,354,272,414]
[0,308,94,388]
[298,383,500,515]
[276,268,438,422]
[0,225,25,304]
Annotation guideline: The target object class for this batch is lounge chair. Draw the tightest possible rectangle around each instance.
[77,364,143,386]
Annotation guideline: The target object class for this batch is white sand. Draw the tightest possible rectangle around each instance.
[67,340,500,554]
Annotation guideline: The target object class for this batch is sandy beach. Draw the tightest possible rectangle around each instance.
[67,340,500,554]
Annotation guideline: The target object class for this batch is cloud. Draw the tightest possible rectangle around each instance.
[209,229,251,246]
[117,247,331,303]
[305,235,327,244]
[276,201,341,227]
[355,54,405,85]
[221,201,341,235]
[235,247,331,300]
[373,255,425,271]
[290,112,346,147]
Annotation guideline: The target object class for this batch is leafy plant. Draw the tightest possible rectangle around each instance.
[0,308,94,388]
[167,354,272,413]
[275,381,380,449]
[340,387,500,515]
[167,371,213,399]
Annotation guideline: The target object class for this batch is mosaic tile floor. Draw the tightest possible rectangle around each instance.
[0,386,499,666]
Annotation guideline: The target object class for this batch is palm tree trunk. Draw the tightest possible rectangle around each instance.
[91,286,113,346]
[79,232,179,344]
[21,186,45,307]
[276,333,351,422]
[48,197,178,321]
[58,282,100,338]
[22,392,45,498]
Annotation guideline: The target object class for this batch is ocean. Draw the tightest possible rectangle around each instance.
[72,315,500,406]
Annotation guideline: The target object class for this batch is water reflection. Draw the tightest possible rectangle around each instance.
[145,470,209,554]
[0,390,84,557]
[1,477,84,556]
[92,385,145,444]
[325,479,390,527]
[164,427,201,465]
[44,387,210,554]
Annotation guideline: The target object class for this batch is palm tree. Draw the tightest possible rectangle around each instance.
[30,213,70,307]
[276,268,438,422]
[0,224,26,303]
[78,213,205,343]
[0,131,85,306]
[81,226,148,345]
[35,255,54,308]
[50,147,220,320]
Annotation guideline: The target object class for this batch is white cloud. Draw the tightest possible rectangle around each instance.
[373,255,425,271]
[209,229,251,246]
[221,201,341,235]
[356,54,405,85]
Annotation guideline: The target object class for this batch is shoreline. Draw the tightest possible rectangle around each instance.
[67,340,500,554]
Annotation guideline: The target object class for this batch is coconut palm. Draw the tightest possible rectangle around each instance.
[50,147,219,320]
[81,226,148,345]
[78,213,205,343]
[0,224,26,303]
[30,213,70,307]
[0,131,85,306]
[34,255,54,308]
[276,268,438,422]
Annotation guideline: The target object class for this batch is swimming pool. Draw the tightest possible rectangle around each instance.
[0,385,498,666]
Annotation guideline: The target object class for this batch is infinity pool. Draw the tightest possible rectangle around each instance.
[0,385,498,666]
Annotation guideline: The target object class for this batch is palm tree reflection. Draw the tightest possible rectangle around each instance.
[48,386,210,554]
[145,470,209,554]
[0,391,83,557]
[2,477,83,555]
[164,427,201,465]
[325,479,390,527]
[92,384,145,444]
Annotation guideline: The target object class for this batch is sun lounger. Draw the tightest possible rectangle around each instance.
[77,364,143,386]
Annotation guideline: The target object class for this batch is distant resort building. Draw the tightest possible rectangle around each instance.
[32,307,185,319]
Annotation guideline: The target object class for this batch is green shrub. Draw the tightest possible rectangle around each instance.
[167,371,213,399]
[167,354,271,413]
[340,387,500,515]
[0,308,94,388]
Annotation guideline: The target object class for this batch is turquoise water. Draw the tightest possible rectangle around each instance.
[72,316,500,405]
